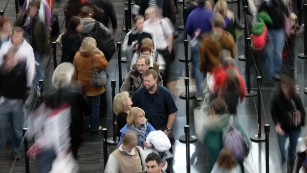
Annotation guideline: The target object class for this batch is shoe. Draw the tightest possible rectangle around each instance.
[273,74,281,81]
[11,153,22,160]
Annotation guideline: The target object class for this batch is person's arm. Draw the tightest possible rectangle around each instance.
[295,95,306,126]
[120,71,132,92]
[26,46,36,88]
[95,51,109,69]
[104,154,119,173]
[165,112,176,131]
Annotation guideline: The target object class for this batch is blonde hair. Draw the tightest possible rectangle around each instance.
[214,0,228,17]
[126,107,145,125]
[122,131,137,146]
[140,38,154,49]
[211,12,225,28]
[113,91,130,115]
[79,37,99,55]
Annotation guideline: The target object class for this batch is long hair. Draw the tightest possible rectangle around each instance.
[113,91,130,115]
[79,37,99,56]
[224,68,241,91]
[126,107,145,126]
[277,75,296,100]
[62,16,81,41]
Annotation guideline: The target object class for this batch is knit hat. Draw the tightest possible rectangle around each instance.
[52,63,75,89]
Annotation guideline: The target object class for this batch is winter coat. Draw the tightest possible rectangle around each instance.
[61,32,82,63]
[73,50,109,96]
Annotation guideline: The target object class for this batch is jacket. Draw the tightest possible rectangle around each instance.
[199,31,236,72]
[61,32,82,63]
[271,92,305,133]
[73,50,109,96]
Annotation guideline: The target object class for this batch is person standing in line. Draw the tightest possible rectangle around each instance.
[145,152,165,173]
[73,37,108,133]
[271,75,305,172]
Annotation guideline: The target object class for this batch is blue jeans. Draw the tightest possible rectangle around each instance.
[34,51,45,88]
[263,29,285,80]
[0,100,25,154]
[191,40,205,95]
[36,148,57,173]
[277,128,301,163]
[87,95,101,132]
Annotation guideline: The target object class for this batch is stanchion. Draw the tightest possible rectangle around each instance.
[245,37,257,97]
[52,42,57,70]
[102,128,108,167]
[127,0,132,30]
[177,0,186,30]
[23,128,30,173]
[14,0,19,18]
[179,40,195,99]
[298,0,302,25]
[179,78,197,143]
[264,124,270,173]
[183,6,188,39]
[250,76,265,142]
[107,80,118,145]
[0,11,4,16]
[117,42,123,91]
[184,125,191,173]
[238,5,249,61]
[298,4,307,59]
[124,8,129,33]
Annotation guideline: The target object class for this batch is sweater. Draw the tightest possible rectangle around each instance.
[185,7,213,37]
[73,51,109,96]
[199,31,236,72]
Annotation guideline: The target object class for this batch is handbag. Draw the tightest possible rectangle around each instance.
[92,57,108,87]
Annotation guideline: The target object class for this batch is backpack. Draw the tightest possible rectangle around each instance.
[82,22,115,61]
[223,116,249,162]
[0,60,27,99]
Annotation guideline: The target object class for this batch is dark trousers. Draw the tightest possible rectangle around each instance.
[157,48,171,87]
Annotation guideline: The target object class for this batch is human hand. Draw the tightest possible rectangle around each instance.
[143,141,152,149]
[275,123,285,135]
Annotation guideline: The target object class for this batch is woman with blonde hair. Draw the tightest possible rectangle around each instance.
[73,37,108,133]
[119,107,155,149]
[113,91,133,136]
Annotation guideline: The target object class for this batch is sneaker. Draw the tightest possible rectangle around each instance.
[273,74,281,81]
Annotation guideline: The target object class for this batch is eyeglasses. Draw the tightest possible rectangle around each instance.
[136,64,146,67]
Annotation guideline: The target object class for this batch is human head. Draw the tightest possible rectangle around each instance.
[0,16,11,33]
[79,37,98,55]
[211,12,225,29]
[28,2,39,18]
[136,55,150,74]
[79,6,93,18]
[145,7,157,21]
[224,68,241,91]
[214,0,228,17]
[222,57,235,67]
[52,62,75,89]
[133,15,145,32]
[11,27,24,46]
[216,148,237,169]
[145,152,163,173]
[141,38,154,50]
[278,75,296,100]
[143,69,158,91]
[126,107,146,126]
[122,132,138,151]
[113,91,132,115]
[209,97,228,115]
[68,16,83,33]
[290,12,297,26]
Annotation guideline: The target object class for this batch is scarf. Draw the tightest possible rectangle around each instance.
[129,123,147,141]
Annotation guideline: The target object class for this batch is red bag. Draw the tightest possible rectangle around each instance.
[251,25,268,50]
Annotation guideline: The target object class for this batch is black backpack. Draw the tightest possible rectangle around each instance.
[83,22,115,61]
[0,60,27,99]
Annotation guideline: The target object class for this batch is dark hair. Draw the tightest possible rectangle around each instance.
[79,6,92,18]
[224,68,241,91]
[210,98,228,114]
[143,69,158,79]
[145,152,162,165]
[62,16,81,41]
[277,75,296,99]
[217,148,238,169]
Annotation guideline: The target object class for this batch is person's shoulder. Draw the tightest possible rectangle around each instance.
[157,85,172,95]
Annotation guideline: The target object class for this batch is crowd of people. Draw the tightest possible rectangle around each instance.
[0,0,306,172]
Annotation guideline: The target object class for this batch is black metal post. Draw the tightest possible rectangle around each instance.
[237,0,240,21]
[52,42,57,70]
[264,124,270,173]
[14,0,19,18]
[250,76,265,142]
[179,78,197,143]
[0,11,4,16]
[184,125,190,173]
[23,128,30,173]
[179,40,195,99]
[124,8,129,33]
[102,128,108,167]
[298,0,302,25]
[117,42,123,92]
[245,37,257,97]
[127,0,132,30]
[183,6,187,39]
[107,80,118,145]
[298,4,307,59]
[238,5,248,61]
